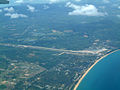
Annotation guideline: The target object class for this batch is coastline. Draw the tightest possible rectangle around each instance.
[73,49,120,90]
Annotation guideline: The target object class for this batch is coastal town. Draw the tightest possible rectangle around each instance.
[0,42,111,89]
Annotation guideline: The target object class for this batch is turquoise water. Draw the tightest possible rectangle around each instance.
[77,50,120,90]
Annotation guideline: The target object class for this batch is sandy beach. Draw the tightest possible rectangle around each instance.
[74,50,119,90]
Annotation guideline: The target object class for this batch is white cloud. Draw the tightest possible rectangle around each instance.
[66,2,80,9]
[75,0,81,2]
[117,15,120,17]
[66,2,106,16]
[5,13,28,19]
[27,5,35,12]
[0,9,2,12]
[103,0,110,3]
[3,5,28,19]
[13,0,66,4]
[14,0,40,4]
[43,5,49,10]
[118,6,120,9]
[15,0,24,3]
[49,0,59,3]
[4,7,15,12]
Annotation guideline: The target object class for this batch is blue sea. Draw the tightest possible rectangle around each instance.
[77,50,120,90]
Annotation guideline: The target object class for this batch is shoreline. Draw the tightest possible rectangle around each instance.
[74,49,120,90]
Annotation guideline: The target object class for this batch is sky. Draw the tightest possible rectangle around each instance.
[0,0,113,6]
[9,0,116,4]
[9,0,68,4]
[0,0,69,7]
[0,0,120,19]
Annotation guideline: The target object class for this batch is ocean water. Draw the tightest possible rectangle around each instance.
[77,50,120,90]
